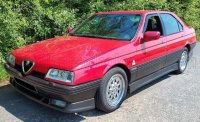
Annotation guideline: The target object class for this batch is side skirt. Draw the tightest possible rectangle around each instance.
[128,63,178,93]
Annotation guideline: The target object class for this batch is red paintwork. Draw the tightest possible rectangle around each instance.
[11,10,196,86]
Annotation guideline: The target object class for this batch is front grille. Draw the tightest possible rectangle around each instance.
[14,64,22,72]
[30,71,45,79]
[14,64,45,79]
[14,78,37,93]
[11,78,44,101]
[10,78,65,110]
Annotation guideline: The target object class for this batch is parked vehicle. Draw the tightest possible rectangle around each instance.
[5,10,196,113]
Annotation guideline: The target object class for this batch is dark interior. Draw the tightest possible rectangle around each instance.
[145,16,163,36]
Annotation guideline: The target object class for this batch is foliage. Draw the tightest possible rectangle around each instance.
[0,0,199,81]
[0,64,8,82]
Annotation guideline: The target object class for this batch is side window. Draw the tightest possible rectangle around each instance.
[144,16,163,36]
[178,22,183,31]
[160,14,182,35]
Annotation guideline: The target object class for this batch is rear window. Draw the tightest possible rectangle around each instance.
[160,14,183,35]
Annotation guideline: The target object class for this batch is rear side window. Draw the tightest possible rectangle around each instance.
[178,22,183,31]
[160,14,182,35]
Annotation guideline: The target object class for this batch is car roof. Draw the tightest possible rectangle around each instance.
[96,10,172,15]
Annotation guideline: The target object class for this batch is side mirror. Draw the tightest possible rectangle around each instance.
[142,31,160,43]
[68,27,73,33]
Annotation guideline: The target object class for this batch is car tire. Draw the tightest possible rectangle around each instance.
[96,67,128,113]
[174,47,189,74]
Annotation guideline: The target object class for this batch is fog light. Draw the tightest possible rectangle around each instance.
[50,99,66,108]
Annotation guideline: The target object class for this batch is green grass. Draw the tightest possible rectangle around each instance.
[0,64,9,83]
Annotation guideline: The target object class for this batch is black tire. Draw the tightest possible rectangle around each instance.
[174,47,189,74]
[96,67,128,113]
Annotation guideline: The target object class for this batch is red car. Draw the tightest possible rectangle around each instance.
[5,10,196,113]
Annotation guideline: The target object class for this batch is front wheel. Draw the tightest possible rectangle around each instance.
[175,48,189,74]
[96,67,128,113]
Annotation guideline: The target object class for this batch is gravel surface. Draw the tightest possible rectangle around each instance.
[0,43,200,122]
[0,81,9,87]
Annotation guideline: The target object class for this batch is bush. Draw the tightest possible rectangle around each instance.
[0,0,199,82]
[0,53,8,82]
[0,64,8,82]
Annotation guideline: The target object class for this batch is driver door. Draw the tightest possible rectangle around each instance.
[136,14,167,79]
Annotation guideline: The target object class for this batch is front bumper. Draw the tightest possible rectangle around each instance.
[4,64,101,113]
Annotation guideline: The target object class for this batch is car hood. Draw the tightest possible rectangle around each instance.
[13,36,128,72]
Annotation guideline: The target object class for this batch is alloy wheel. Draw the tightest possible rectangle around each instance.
[106,74,125,107]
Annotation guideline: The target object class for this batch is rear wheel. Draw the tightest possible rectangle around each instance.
[175,48,189,74]
[96,67,128,113]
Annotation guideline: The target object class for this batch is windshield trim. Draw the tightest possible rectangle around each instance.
[69,33,131,41]
[130,14,144,42]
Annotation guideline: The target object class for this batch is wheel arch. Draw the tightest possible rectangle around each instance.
[184,41,191,53]
[185,44,191,52]
[104,63,131,83]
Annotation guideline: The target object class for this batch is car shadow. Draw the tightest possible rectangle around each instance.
[127,73,171,98]
[0,73,173,121]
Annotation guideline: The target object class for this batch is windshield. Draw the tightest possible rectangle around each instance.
[70,14,142,41]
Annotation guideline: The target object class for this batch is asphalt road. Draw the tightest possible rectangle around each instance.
[0,43,200,122]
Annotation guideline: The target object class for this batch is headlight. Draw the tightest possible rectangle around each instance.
[45,68,74,83]
[7,54,16,66]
